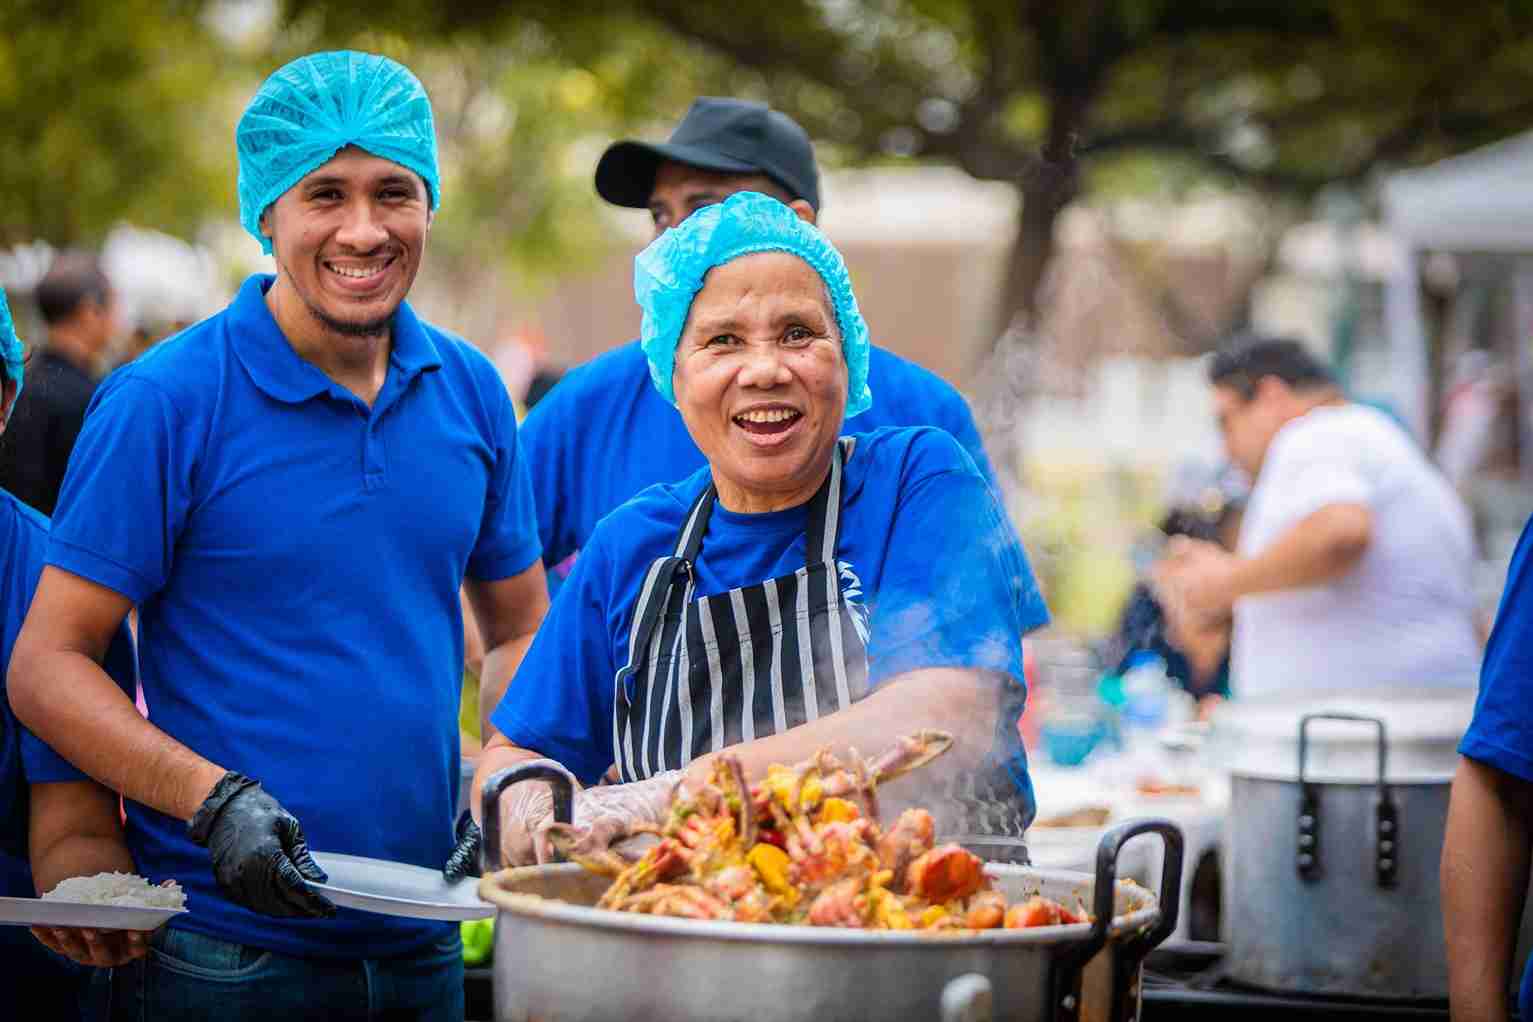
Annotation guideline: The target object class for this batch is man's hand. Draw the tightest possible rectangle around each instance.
[1153,537,1242,625]
[443,811,482,882]
[30,925,153,967]
[187,772,335,918]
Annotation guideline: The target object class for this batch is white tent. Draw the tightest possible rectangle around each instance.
[1382,130,1533,444]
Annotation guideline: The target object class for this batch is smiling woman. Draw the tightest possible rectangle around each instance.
[673,251,848,513]
[474,191,1054,880]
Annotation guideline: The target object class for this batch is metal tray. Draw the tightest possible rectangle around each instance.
[307,851,494,921]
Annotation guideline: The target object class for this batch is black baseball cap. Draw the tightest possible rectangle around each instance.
[595,97,821,212]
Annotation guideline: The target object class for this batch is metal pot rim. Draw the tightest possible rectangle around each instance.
[479,862,1161,948]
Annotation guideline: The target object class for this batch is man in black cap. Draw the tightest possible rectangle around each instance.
[504,98,996,723]
[595,96,822,232]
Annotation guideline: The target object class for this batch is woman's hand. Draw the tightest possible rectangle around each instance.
[494,772,681,868]
[30,925,153,967]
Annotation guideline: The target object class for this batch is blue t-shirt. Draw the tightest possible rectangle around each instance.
[0,489,136,897]
[494,426,1048,818]
[521,339,996,570]
[46,275,542,959]
[1459,514,1533,1019]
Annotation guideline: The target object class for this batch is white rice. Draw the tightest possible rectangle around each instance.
[42,872,186,910]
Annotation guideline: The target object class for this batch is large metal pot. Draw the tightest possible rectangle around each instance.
[1212,692,1533,999]
[478,761,1183,1022]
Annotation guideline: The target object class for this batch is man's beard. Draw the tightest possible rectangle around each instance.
[303,294,393,338]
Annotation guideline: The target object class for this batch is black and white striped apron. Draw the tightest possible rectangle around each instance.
[610,438,1030,858]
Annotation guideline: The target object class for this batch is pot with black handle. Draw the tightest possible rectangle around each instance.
[477,759,1183,1022]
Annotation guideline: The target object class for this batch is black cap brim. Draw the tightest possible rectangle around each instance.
[594,140,765,209]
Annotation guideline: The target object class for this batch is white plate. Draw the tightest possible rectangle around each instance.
[0,896,185,931]
[308,852,493,921]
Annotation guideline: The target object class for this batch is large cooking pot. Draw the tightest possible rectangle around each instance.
[1211,692,1533,999]
[478,761,1183,1022]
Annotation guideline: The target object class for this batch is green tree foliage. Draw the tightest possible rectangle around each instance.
[283,0,1533,352]
[0,0,238,247]
[278,6,744,296]
[621,0,1533,346]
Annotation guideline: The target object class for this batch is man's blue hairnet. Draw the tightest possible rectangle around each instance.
[0,285,23,405]
[635,191,872,418]
[237,51,440,255]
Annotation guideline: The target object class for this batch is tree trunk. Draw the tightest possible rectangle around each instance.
[968,98,1085,501]
[991,179,1069,346]
[987,96,1086,351]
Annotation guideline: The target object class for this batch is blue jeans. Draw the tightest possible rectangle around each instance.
[109,926,464,1022]
[0,924,104,1020]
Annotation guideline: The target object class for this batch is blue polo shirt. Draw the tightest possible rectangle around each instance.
[494,426,1047,823]
[46,275,541,959]
[1,490,136,897]
[1459,514,1533,1019]
[521,339,996,571]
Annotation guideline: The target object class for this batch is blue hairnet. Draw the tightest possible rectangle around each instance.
[0,286,23,404]
[237,51,440,255]
[635,191,872,418]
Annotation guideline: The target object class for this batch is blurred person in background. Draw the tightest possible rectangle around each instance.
[0,253,121,515]
[1442,513,1533,1022]
[1155,335,1481,699]
[0,286,146,1018]
[7,51,548,1021]
[509,96,998,717]
[1112,462,1245,717]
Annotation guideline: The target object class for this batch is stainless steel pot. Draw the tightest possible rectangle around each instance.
[479,760,1184,1022]
[1216,701,1533,999]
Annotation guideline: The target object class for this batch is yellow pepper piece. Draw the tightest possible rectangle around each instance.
[919,905,949,928]
[798,774,823,809]
[871,889,912,930]
[765,766,796,805]
[817,797,859,824]
[747,843,793,895]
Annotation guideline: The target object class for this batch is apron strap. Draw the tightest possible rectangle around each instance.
[613,480,717,771]
[676,480,717,562]
[803,438,854,568]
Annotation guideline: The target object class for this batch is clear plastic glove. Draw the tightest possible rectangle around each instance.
[493,770,682,868]
[187,771,335,918]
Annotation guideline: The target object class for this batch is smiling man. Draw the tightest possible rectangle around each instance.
[6,52,548,1020]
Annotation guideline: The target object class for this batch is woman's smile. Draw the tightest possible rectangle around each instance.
[732,403,805,446]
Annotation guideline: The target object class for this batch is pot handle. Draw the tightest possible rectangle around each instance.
[480,759,577,874]
[1296,713,1397,888]
[1100,819,1185,1022]
[940,973,993,1022]
[1047,818,1183,1022]
[1095,817,1184,958]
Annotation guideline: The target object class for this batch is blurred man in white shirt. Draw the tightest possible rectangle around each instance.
[1155,335,1480,698]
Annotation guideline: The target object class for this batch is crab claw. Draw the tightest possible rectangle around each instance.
[905,843,988,902]
[867,730,954,784]
[542,823,633,877]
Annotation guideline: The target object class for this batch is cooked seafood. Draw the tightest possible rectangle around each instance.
[547,731,1088,931]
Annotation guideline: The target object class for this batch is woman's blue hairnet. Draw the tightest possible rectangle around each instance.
[0,285,23,404]
[236,51,440,255]
[635,191,872,419]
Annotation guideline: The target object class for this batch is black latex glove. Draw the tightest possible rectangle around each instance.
[187,771,336,918]
[443,811,482,882]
